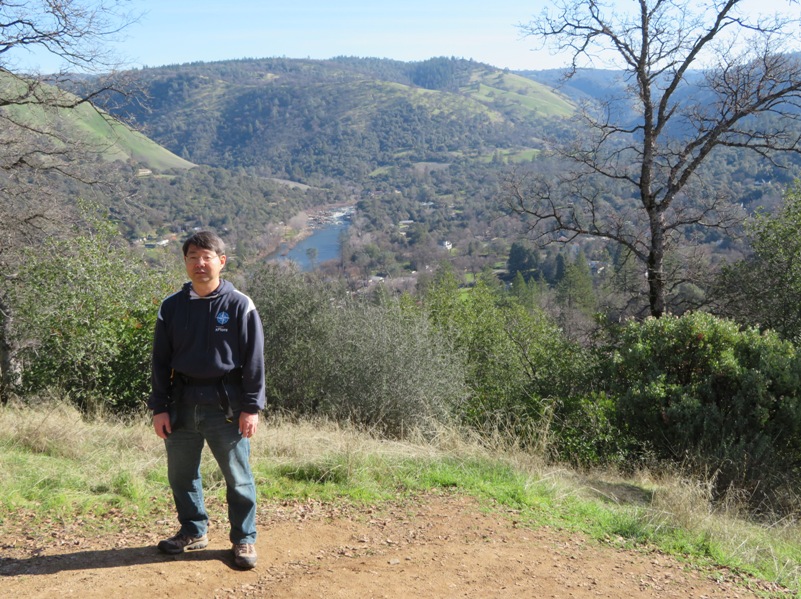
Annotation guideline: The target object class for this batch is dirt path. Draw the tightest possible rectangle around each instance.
[0,494,781,598]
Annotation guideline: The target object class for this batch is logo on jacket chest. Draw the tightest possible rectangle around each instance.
[215,311,230,332]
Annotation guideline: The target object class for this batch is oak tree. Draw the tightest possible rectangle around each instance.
[508,0,801,317]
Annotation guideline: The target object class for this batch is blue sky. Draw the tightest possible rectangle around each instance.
[123,1,551,69]
[17,0,801,73]
[14,1,551,72]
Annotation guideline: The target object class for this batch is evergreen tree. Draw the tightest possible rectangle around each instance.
[510,271,542,312]
[553,253,567,286]
[557,250,596,314]
[507,241,539,281]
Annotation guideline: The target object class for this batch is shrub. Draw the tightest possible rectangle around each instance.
[248,265,466,437]
[321,300,466,437]
[10,214,177,414]
[247,264,340,415]
[425,274,535,426]
[550,391,630,467]
[607,312,801,498]
[422,271,611,461]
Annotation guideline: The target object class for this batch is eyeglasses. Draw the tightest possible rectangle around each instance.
[185,253,222,263]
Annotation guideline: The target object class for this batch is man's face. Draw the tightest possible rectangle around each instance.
[184,244,226,287]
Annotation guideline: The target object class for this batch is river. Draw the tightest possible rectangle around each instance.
[269,208,352,271]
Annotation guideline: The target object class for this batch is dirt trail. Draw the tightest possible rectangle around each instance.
[0,494,779,598]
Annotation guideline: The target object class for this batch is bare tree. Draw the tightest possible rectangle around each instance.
[508,0,801,317]
[0,1,136,396]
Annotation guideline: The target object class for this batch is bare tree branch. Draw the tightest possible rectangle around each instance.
[510,0,801,317]
[0,1,138,396]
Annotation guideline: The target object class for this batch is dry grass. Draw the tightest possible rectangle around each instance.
[256,413,446,463]
[0,397,161,460]
[260,412,801,591]
[573,465,801,591]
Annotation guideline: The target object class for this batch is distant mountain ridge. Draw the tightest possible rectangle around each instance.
[107,57,576,183]
[91,55,790,248]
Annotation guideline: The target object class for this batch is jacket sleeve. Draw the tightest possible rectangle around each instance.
[239,301,266,413]
[148,304,173,414]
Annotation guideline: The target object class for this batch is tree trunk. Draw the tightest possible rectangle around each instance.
[0,296,21,402]
[646,254,665,318]
[647,216,666,318]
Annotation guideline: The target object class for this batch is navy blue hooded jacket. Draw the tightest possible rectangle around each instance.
[148,279,265,415]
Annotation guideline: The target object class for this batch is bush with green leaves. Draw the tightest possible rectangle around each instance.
[421,270,611,461]
[549,391,630,467]
[715,184,801,342]
[248,265,466,437]
[424,272,536,427]
[247,264,340,416]
[607,311,801,497]
[10,214,178,413]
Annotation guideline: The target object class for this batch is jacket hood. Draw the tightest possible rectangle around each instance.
[183,279,234,299]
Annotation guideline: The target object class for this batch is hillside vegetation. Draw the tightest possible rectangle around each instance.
[110,57,573,180]
[92,56,793,289]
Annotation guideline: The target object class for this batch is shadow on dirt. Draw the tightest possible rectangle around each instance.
[0,547,238,576]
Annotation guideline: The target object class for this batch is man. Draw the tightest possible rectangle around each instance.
[148,231,265,569]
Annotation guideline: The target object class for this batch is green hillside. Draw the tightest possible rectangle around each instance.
[0,71,194,172]
[461,69,574,119]
[108,57,574,182]
[67,102,196,171]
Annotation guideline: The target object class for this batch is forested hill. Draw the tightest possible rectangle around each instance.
[110,56,575,183]
[91,55,793,263]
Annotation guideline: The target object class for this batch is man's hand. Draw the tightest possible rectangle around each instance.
[153,412,171,439]
[239,411,259,438]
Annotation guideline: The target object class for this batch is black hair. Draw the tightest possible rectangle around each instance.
[182,231,225,256]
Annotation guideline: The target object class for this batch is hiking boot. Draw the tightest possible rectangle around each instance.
[157,532,209,554]
[232,542,257,569]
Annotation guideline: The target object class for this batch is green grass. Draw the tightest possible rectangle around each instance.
[479,148,541,163]
[0,401,798,595]
[0,72,195,172]
[463,71,575,119]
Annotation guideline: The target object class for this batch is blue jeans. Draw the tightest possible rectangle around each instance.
[165,403,257,544]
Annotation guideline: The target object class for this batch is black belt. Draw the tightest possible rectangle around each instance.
[180,369,242,386]
[175,369,242,421]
